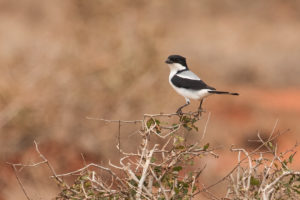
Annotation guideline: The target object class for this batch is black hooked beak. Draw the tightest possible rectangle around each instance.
[165,58,173,64]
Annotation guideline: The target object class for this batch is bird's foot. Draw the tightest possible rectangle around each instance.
[176,108,183,116]
[198,109,206,113]
[196,109,206,117]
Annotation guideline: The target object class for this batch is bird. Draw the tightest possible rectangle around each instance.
[165,54,239,115]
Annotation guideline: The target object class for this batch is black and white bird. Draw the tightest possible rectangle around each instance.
[165,55,239,114]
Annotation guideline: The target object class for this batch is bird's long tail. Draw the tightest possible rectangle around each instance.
[208,90,239,95]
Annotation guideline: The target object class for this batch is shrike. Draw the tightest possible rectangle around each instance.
[165,55,239,114]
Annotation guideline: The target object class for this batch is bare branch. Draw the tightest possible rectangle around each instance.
[13,112,297,200]
[201,112,211,141]
[9,164,32,200]
[86,116,143,124]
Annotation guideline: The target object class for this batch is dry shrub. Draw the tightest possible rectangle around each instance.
[8,112,300,199]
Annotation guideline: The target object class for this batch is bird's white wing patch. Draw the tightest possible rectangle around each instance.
[177,70,201,80]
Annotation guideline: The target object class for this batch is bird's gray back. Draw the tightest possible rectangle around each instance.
[177,70,201,80]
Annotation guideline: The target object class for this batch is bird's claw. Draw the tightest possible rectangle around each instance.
[176,108,183,116]
[198,109,206,113]
[196,109,206,117]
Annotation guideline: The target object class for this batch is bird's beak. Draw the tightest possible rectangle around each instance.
[165,58,172,64]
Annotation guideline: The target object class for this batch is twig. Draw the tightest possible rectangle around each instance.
[118,120,121,153]
[86,116,143,124]
[262,171,300,200]
[81,153,87,167]
[144,113,178,117]
[268,119,279,141]
[149,167,169,200]
[55,163,117,178]
[81,182,88,199]
[33,141,64,184]
[136,144,158,200]
[10,164,31,200]
[143,111,202,118]
[200,184,221,200]
[192,129,289,197]
[11,112,220,199]
[201,112,211,141]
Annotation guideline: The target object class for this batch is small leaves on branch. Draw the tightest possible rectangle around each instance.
[8,113,300,200]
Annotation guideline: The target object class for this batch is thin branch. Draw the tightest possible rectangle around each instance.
[118,120,121,153]
[33,141,63,184]
[55,163,117,179]
[136,145,158,200]
[86,116,143,124]
[201,112,211,141]
[149,167,169,200]
[193,129,289,197]
[268,119,279,141]
[143,111,203,118]
[262,171,300,200]
[10,164,31,200]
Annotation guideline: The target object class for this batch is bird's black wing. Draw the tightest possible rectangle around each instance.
[171,75,216,90]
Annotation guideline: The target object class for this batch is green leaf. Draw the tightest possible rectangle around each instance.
[175,145,185,150]
[183,187,188,194]
[129,179,138,187]
[151,157,156,163]
[188,160,194,166]
[203,143,210,151]
[292,187,300,194]
[183,123,192,131]
[192,125,198,131]
[282,160,288,170]
[153,182,160,188]
[289,153,295,163]
[154,166,161,173]
[130,188,137,196]
[80,175,89,180]
[181,116,190,123]
[268,141,273,149]
[192,186,197,192]
[288,174,295,184]
[172,123,179,129]
[250,176,260,186]
[174,187,179,194]
[177,136,185,143]
[146,118,154,128]
[155,119,160,125]
[182,182,189,188]
[172,166,183,172]
[181,116,199,131]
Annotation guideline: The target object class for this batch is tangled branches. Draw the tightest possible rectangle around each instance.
[56,112,217,199]
[7,112,300,200]
[225,131,300,200]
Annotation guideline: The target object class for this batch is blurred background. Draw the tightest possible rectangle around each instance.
[1,0,300,199]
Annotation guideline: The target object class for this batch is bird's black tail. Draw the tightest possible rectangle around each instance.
[208,90,239,95]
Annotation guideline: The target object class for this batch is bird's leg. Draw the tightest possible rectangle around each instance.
[197,99,204,116]
[198,99,204,110]
[176,99,190,115]
[176,102,189,115]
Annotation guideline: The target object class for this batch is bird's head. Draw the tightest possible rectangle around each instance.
[165,55,188,71]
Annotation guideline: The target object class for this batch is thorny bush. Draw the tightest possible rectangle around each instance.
[8,112,300,200]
